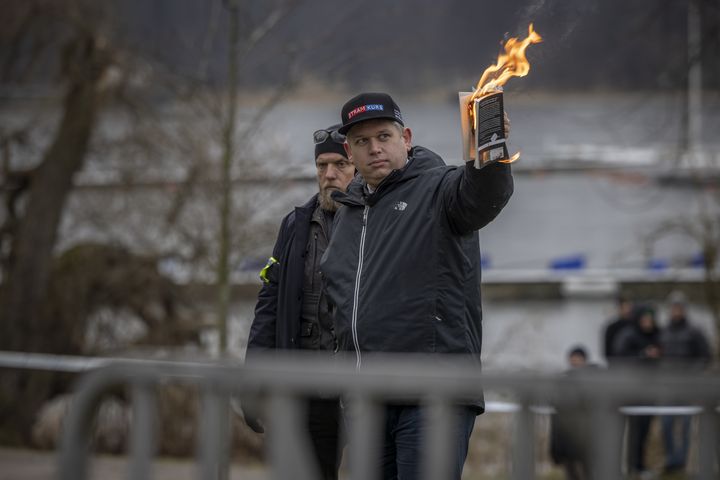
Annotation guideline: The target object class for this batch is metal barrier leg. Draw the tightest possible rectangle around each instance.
[512,400,535,480]
[58,370,108,480]
[697,404,717,480]
[128,383,157,480]
[51,355,720,480]
[196,388,230,480]
[421,396,454,480]
[591,400,623,480]
[346,394,383,480]
[267,392,318,480]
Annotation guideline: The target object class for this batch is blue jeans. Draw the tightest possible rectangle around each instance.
[662,415,691,469]
[381,405,476,480]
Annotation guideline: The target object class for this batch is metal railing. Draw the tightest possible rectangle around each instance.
[54,352,719,480]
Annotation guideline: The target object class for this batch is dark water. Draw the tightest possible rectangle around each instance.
[259,91,720,169]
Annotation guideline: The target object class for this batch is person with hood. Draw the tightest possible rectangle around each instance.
[320,92,514,480]
[659,291,712,474]
[613,305,661,478]
[245,124,355,480]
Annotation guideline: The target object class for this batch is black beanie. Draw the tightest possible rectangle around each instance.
[314,124,347,161]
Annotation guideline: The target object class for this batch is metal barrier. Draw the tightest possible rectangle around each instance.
[53,352,719,480]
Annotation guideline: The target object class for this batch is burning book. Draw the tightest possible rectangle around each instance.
[459,24,542,167]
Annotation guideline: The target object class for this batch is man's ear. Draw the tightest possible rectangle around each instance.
[343,142,351,158]
[345,152,357,174]
[402,127,413,152]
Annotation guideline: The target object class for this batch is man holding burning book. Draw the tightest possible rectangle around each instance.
[320,92,514,479]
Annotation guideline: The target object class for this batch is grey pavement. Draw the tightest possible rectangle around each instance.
[0,448,268,480]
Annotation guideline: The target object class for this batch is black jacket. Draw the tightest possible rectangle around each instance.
[320,146,513,408]
[604,317,633,360]
[550,366,599,467]
[660,317,711,370]
[247,195,317,353]
[613,323,661,368]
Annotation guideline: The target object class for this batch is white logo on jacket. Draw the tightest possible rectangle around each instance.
[393,201,408,211]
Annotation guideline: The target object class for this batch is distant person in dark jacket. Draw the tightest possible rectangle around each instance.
[245,124,355,480]
[613,305,661,477]
[550,346,598,480]
[321,92,514,480]
[602,296,634,364]
[659,291,712,474]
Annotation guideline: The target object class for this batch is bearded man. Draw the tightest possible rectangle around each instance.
[245,124,354,480]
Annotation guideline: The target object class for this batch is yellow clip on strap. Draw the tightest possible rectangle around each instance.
[259,256,278,284]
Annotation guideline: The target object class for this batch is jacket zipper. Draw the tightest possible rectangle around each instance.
[351,205,369,369]
[311,232,318,291]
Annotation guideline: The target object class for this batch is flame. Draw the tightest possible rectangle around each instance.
[470,24,542,103]
[500,152,520,164]
[468,24,541,164]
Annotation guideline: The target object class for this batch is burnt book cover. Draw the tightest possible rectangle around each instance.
[474,91,509,167]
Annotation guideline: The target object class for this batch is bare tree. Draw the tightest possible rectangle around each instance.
[0,0,307,355]
[0,0,360,444]
[0,0,122,442]
[645,190,720,358]
[0,1,116,352]
[215,0,306,353]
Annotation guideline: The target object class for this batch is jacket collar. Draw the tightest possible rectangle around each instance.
[294,193,319,222]
[298,193,319,211]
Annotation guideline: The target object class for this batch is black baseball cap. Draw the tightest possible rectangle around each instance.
[338,92,404,135]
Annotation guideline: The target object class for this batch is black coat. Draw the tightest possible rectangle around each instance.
[550,367,598,466]
[604,317,632,359]
[320,146,513,410]
[613,324,660,367]
[247,195,317,353]
[660,317,712,370]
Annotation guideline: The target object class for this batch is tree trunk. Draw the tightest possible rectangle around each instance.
[0,36,107,352]
[0,34,108,442]
[216,2,240,356]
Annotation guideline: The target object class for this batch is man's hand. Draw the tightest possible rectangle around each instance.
[504,112,511,140]
[244,412,265,434]
[644,345,661,359]
[232,396,265,433]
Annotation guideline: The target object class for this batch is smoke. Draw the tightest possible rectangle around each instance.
[522,0,547,21]
[557,3,598,42]
[516,0,598,43]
